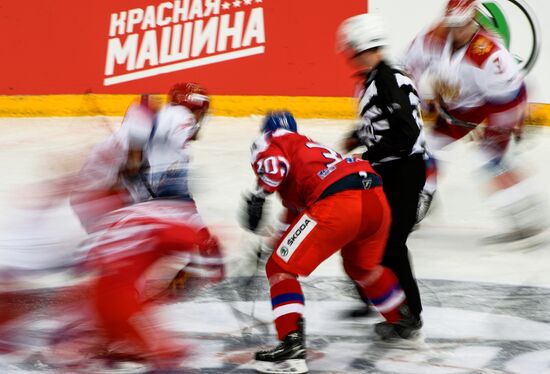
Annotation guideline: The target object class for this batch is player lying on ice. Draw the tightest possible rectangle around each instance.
[241,111,422,374]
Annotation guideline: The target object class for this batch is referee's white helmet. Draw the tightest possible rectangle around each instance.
[337,13,387,55]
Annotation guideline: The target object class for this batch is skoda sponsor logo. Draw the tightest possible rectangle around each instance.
[277,214,317,263]
[279,246,289,257]
[286,219,311,247]
[477,0,541,74]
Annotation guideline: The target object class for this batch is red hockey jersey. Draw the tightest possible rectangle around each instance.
[251,130,378,211]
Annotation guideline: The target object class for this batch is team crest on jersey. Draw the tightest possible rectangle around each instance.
[276,214,317,263]
[472,36,492,56]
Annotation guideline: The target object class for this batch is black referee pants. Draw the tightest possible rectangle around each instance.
[374,154,426,319]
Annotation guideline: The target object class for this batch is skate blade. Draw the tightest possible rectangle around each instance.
[254,358,308,374]
[374,331,426,350]
[481,228,548,250]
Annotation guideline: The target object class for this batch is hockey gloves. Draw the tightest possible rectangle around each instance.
[242,193,266,232]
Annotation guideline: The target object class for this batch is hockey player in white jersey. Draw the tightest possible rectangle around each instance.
[72,83,210,233]
[135,82,217,295]
[145,82,209,203]
[401,0,546,241]
[71,95,159,233]
[62,85,224,370]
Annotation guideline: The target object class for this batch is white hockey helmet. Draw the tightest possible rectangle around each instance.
[337,13,387,55]
[443,0,478,27]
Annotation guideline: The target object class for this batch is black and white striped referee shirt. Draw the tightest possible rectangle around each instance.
[356,61,426,165]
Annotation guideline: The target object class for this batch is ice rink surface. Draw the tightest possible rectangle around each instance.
[1,116,550,373]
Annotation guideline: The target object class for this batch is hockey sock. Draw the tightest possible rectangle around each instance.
[266,257,304,340]
[424,153,438,196]
[354,266,405,323]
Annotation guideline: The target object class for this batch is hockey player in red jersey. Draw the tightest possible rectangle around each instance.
[77,200,224,370]
[71,82,211,234]
[401,0,545,240]
[65,84,223,370]
[241,112,421,374]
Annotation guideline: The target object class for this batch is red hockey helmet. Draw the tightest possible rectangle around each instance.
[168,83,210,112]
[443,0,478,26]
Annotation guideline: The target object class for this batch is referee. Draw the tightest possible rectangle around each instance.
[338,13,426,340]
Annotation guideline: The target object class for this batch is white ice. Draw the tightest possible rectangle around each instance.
[1,116,550,373]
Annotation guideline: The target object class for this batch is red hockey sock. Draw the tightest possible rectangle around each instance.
[356,266,405,323]
[266,258,304,340]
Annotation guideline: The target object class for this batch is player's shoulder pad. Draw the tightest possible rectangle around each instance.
[252,130,298,160]
[250,133,271,163]
[423,23,449,50]
[464,30,501,68]
[159,102,193,118]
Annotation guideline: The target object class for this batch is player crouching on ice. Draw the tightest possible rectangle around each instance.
[76,201,224,371]
[241,112,422,374]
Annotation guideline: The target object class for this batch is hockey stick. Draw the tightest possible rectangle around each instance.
[242,235,267,337]
[436,100,533,147]
[434,101,478,130]
[144,234,271,337]
[223,232,271,342]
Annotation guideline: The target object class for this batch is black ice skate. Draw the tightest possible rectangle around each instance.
[254,319,308,374]
[415,191,434,224]
[374,305,423,343]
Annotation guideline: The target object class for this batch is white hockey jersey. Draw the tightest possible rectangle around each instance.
[145,103,200,200]
[71,103,155,232]
[78,103,153,192]
[402,24,523,110]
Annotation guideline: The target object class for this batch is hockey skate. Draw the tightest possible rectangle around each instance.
[483,190,548,247]
[415,191,434,224]
[481,226,546,246]
[254,319,308,374]
[374,305,423,346]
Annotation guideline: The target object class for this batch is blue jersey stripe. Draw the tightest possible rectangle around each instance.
[370,285,401,306]
[271,293,305,308]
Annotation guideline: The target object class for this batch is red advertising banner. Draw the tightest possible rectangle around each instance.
[0,1,367,96]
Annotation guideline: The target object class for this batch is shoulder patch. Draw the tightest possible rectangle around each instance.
[465,33,499,67]
[424,23,449,50]
[250,133,270,163]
